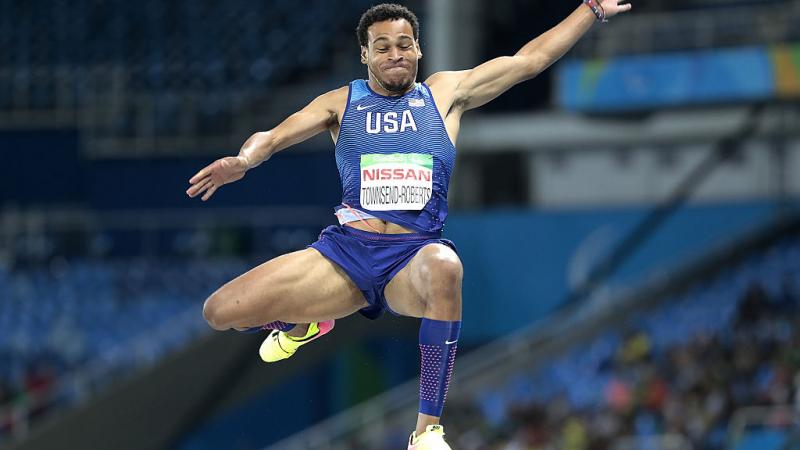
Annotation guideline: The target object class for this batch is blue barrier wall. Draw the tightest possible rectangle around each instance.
[444,200,785,341]
[0,130,84,205]
[87,153,341,209]
[0,130,341,209]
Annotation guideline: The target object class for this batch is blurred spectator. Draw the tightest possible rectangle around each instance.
[616,330,653,365]
[736,281,772,325]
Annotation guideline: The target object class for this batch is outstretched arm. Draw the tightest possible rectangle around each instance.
[449,0,631,112]
[187,87,346,201]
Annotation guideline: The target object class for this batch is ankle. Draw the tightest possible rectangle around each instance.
[286,323,310,337]
[415,414,439,437]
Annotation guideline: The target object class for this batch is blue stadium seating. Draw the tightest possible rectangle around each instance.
[474,236,800,445]
[0,0,377,110]
[0,258,249,390]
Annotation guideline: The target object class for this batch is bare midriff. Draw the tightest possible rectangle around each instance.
[344,218,415,234]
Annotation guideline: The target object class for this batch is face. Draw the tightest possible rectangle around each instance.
[361,19,421,94]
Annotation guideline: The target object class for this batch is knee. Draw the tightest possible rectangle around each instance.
[421,247,463,299]
[202,290,229,330]
[430,255,463,288]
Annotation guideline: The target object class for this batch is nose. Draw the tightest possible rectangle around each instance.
[388,47,403,61]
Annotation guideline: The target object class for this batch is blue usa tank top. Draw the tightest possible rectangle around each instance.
[334,79,456,234]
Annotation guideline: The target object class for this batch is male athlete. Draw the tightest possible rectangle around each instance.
[187,2,631,448]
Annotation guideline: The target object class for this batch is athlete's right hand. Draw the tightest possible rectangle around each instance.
[186,155,249,201]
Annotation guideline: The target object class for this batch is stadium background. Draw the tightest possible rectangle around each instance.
[2,0,800,449]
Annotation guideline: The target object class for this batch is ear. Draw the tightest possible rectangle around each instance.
[360,46,368,64]
[415,42,423,60]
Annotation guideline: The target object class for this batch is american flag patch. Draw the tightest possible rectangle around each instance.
[409,98,425,107]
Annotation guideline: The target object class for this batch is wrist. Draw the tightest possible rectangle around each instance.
[237,154,255,170]
[238,131,274,169]
[583,0,608,22]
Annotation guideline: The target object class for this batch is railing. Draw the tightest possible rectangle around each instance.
[0,205,333,263]
[611,433,694,450]
[0,63,327,157]
[727,405,800,449]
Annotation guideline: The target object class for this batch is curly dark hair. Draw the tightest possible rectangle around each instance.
[356,3,420,47]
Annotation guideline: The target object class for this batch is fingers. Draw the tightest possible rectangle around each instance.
[189,161,218,184]
[201,184,219,201]
[616,0,632,11]
[187,158,228,201]
[186,176,212,198]
[604,0,631,17]
[189,167,209,184]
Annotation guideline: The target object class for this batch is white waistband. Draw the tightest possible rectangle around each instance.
[334,204,378,225]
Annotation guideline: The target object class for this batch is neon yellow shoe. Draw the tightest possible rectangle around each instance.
[258,320,335,363]
[407,425,452,450]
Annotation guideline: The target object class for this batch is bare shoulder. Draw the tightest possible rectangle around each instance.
[424,71,470,117]
[313,85,349,110]
[302,85,349,128]
[424,71,469,92]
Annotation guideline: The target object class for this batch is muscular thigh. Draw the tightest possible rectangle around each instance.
[207,247,368,328]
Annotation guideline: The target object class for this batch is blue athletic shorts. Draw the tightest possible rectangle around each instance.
[309,225,457,319]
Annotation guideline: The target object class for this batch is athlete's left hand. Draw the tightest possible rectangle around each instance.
[601,0,632,18]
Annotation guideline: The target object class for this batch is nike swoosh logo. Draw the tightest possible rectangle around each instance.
[356,104,377,111]
[445,339,458,345]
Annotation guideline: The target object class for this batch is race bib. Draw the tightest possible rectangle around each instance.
[360,153,433,211]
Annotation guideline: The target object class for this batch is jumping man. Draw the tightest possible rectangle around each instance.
[187,2,632,448]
